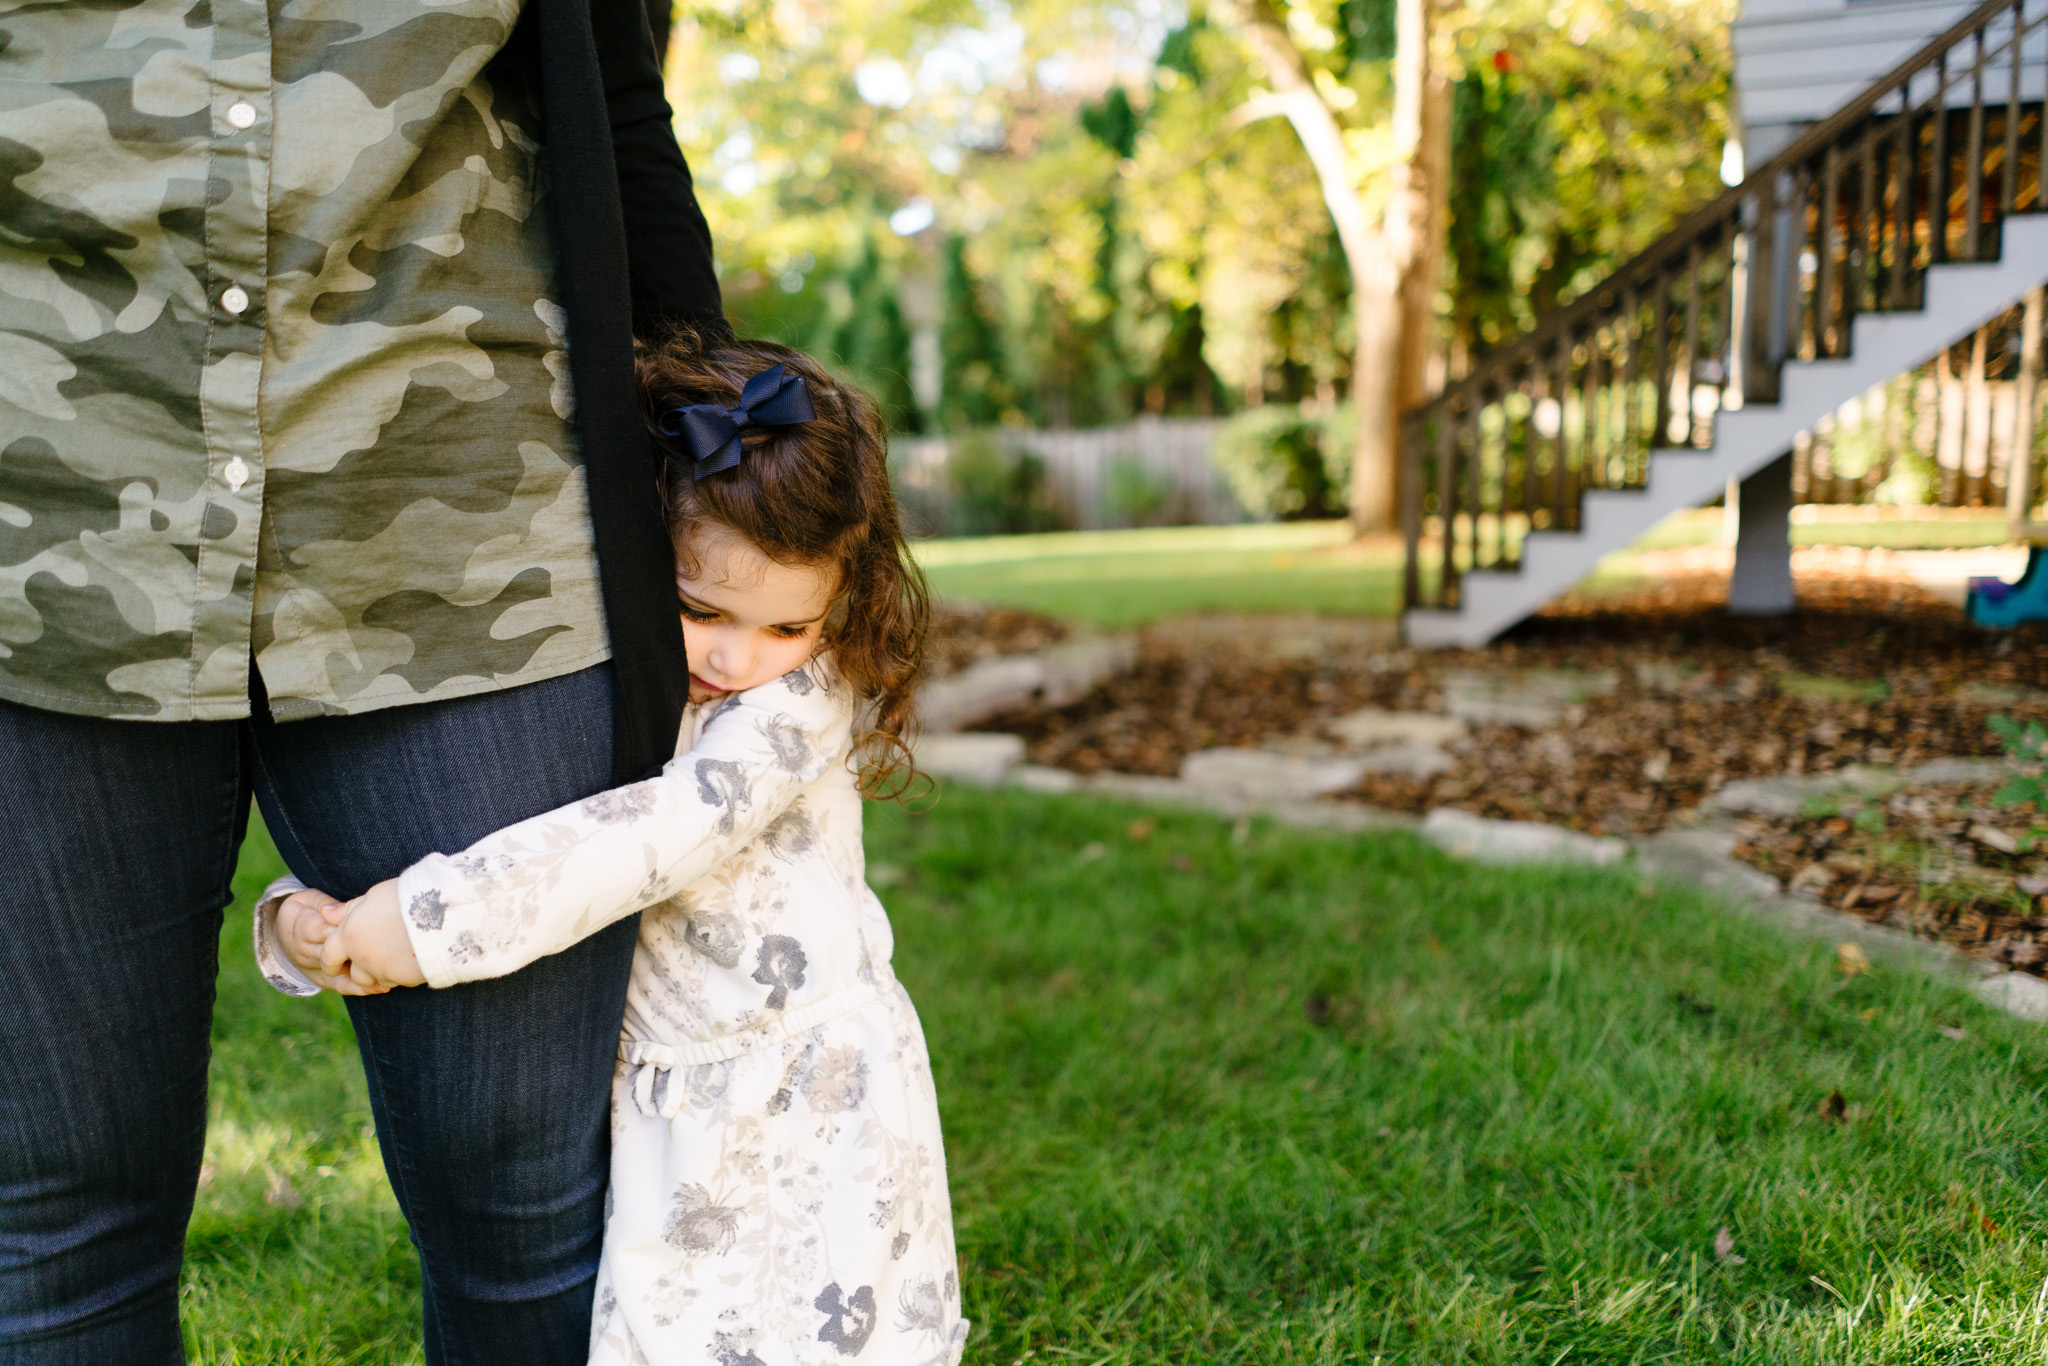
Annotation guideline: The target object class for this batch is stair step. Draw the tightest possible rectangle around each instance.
[1403,216,2048,649]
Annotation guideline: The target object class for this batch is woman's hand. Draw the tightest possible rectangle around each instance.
[319,879,427,991]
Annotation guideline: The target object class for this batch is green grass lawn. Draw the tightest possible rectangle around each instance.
[914,522,1403,625]
[909,511,2025,625]
[190,793,2048,1363]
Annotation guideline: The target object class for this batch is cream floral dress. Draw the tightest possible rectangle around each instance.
[262,660,967,1366]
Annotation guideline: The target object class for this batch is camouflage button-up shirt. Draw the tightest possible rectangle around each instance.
[0,0,609,723]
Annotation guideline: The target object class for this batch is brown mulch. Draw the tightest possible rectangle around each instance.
[978,626,1406,776]
[927,604,1068,675]
[1729,785,2048,974]
[976,574,2048,837]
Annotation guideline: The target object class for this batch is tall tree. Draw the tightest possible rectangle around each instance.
[1214,0,1454,535]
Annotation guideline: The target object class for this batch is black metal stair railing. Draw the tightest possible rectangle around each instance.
[1402,0,2048,611]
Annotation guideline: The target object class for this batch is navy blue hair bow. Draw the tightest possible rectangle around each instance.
[657,364,816,478]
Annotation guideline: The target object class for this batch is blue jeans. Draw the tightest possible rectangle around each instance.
[0,666,635,1365]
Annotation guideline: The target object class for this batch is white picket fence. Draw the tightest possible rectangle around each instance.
[895,417,1240,533]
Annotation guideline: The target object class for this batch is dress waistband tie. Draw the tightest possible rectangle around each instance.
[621,982,885,1119]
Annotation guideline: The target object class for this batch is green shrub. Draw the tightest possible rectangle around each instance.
[1212,404,1352,520]
[1103,457,1173,527]
[946,432,1061,535]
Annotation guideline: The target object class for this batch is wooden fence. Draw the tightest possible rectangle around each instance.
[894,417,1238,534]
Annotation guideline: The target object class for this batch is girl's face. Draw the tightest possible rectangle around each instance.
[676,522,839,706]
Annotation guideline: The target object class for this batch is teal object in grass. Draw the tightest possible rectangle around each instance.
[1967,546,2048,627]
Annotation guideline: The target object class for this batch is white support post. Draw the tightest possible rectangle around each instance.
[1728,450,1796,615]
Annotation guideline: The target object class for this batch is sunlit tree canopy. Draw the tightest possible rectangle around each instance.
[663,0,1733,431]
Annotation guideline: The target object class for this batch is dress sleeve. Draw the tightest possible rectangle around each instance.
[252,875,324,998]
[397,664,851,988]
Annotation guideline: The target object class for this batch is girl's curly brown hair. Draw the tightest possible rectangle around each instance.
[639,327,930,797]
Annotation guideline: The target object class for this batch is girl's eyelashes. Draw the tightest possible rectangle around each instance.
[679,599,817,638]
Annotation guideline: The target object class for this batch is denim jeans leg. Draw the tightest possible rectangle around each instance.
[0,700,244,1365]
[247,664,635,1366]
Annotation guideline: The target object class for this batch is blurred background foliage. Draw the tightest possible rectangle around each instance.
[665,0,1734,435]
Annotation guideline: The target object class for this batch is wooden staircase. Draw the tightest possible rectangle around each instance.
[1401,0,2048,647]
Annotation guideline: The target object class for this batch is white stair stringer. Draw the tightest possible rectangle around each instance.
[1405,214,2048,648]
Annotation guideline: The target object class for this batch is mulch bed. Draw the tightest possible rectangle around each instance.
[954,570,2048,976]
[975,575,2048,837]
[1730,786,2048,972]
[928,604,1068,675]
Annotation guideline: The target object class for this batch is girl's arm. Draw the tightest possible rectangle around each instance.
[393,664,850,988]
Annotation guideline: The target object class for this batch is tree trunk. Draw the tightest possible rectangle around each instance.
[1350,285,1402,531]
[1219,0,1448,535]
[1395,33,1452,414]
[1350,0,1444,535]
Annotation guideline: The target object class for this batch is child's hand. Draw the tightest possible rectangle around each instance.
[320,879,426,991]
[274,888,341,972]
[272,887,388,996]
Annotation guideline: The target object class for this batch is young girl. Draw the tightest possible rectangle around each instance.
[259,332,968,1366]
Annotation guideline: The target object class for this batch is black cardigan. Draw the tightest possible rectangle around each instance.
[523,0,725,784]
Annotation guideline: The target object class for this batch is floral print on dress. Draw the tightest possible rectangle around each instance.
[760,804,817,860]
[803,1046,868,1115]
[663,1183,744,1255]
[814,1282,878,1355]
[695,759,752,835]
[751,935,807,1010]
[758,715,812,773]
[711,1329,768,1366]
[377,663,965,1366]
[407,889,445,931]
[682,909,746,968]
[898,1277,948,1335]
[583,783,657,825]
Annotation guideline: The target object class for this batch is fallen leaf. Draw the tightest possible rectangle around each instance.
[1713,1227,1746,1265]
[1127,818,1156,842]
[1079,842,1107,862]
[196,1163,216,1189]
[1836,942,1871,976]
[1968,822,2020,855]
[866,863,906,889]
[1938,1024,1969,1041]
[1792,864,1839,895]
[264,1170,304,1209]
[1817,1089,1848,1123]
[2018,875,2048,896]
[1859,1007,1879,1022]
[1169,852,1194,872]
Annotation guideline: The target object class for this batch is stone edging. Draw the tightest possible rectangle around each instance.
[917,734,2048,1024]
[918,634,1138,735]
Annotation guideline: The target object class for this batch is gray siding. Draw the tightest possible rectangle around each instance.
[1733,0,2039,158]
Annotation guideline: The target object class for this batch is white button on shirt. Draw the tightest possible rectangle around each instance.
[221,285,249,314]
[226,100,257,129]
